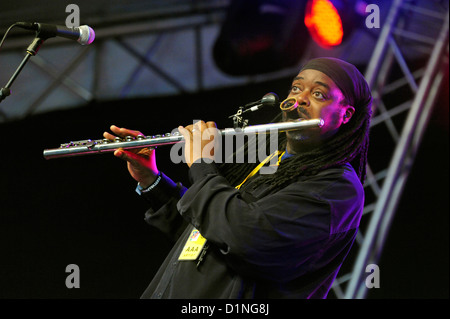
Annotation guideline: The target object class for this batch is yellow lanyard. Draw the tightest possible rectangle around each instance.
[179,150,284,264]
[235,150,285,189]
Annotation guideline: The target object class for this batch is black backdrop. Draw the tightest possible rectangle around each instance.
[0,75,448,299]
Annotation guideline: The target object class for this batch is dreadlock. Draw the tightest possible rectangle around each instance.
[269,99,371,188]
[218,57,373,190]
[218,102,371,189]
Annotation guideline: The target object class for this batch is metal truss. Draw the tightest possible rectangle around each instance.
[0,0,308,123]
[0,0,384,124]
[330,0,449,299]
[0,1,226,121]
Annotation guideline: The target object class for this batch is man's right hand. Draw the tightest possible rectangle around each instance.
[103,125,159,188]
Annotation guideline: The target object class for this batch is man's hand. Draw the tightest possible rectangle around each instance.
[178,121,218,167]
[103,125,158,188]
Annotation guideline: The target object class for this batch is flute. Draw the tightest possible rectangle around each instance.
[42,119,323,160]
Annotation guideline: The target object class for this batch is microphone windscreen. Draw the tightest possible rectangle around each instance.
[261,92,279,107]
[78,25,95,45]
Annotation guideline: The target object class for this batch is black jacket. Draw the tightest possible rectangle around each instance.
[139,161,364,299]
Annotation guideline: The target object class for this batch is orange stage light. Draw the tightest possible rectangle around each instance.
[305,0,344,48]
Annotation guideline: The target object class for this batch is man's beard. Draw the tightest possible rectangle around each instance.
[286,129,309,142]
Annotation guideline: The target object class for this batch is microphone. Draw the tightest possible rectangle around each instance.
[15,22,95,45]
[243,92,279,113]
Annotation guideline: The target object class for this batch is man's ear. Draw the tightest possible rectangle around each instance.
[343,106,355,124]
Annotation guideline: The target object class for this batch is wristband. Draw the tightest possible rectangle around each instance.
[137,171,162,195]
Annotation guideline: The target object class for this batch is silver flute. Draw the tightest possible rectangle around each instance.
[43,119,323,160]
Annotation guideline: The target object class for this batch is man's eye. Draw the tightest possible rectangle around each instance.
[313,92,325,99]
[291,86,300,93]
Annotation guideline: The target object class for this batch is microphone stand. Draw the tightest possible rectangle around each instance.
[227,93,279,129]
[0,36,46,104]
[229,106,249,130]
[228,99,264,129]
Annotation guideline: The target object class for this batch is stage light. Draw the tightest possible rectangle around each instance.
[304,0,365,49]
[213,0,309,76]
[305,0,343,48]
[213,0,366,75]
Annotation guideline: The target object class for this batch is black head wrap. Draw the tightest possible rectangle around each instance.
[300,57,372,111]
